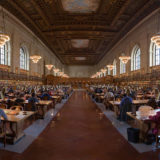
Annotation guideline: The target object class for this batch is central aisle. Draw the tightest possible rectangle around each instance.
[0,91,158,160]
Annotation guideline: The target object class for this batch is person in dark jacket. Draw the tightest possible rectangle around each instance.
[41,91,51,100]
[28,93,39,111]
[119,94,132,121]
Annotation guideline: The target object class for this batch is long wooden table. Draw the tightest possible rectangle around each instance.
[94,93,105,102]
[25,100,53,118]
[1,109,35,144]
[127,109,160,141]
[109,100,149,117]
[109,100,149,106]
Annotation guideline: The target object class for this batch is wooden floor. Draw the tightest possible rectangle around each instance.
[0,91,159,160]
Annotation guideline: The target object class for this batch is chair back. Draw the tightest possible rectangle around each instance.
[0,104,7,109]
[25,102,36,111]
[10,106,23,111]
[42,96,49,100]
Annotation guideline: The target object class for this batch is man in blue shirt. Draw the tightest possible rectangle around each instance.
[28,93,39,103]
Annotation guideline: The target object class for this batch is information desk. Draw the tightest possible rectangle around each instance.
[1,109,35,144]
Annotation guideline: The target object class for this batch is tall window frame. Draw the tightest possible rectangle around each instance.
[108,68,111,75]
[150,42,160,67]
[20,46,29,70]
[0,41,11,66]
[113,59,117,76]
[120,53,126,74]
[131,45,141,71]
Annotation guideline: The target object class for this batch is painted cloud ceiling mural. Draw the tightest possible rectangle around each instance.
[61,0,100,13]
[71,39,89,48]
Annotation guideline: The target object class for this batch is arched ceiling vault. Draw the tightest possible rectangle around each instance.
[0,0,159,65]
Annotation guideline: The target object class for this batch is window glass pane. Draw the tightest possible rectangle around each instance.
[120,61,126,74]
[0,45,5,65]
[20,48,25,69]
[135,48,140,70]
[155,46,160,66]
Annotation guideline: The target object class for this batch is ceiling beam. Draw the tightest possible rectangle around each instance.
[30,0,50,27]
[59,53,98,56]
[111,0,131,26]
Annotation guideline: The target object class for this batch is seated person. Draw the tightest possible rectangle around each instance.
[104,90,114,100]
[118,94,132,121]
[28,93,39,111]
[147,97,157,109]
[41,91,51,100]
[95,88,102,93]
[15,93,24,104]
[8,87,14,94]
[0,108,8,123]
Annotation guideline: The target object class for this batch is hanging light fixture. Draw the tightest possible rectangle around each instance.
[119,56,131,64]
[101,68,107,74]
[30,55,42,63]
[151,33,160,47]
[107,65,114,70]
[53,68,59,73]
[96,72,101,77]
[63,74,69,78]
[59,71,64,77]
[91,74,96,78]
[0,39,5,46]
[0,8,10,46]
[30,36,42,63]
[45,64,53,70]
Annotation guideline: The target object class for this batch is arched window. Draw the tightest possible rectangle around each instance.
[150,42,160,66]
[113,59,117,76]
[108,68,111,75]
[120,60,126,74]
[0,42,10,65]
[120,54,126,74]
[131,45,141,71]
[20,46,29,70]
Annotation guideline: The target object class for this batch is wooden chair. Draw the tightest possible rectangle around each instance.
[24,103,37,111]
[0,122,6,147]
[0,104,7,109]
[41,96,49,100]
[10,106,23,111]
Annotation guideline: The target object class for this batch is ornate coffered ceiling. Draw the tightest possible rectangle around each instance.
[0,0,159,65]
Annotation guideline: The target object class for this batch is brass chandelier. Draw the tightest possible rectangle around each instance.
[45,64,54,70]
[119,56,131,64]
[151,33,160,47]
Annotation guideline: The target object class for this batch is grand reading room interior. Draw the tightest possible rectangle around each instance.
[0,0,160,160]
